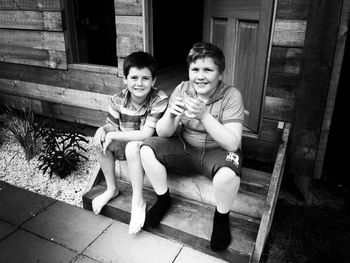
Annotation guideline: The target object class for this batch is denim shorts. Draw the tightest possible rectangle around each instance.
[142,136,242,179]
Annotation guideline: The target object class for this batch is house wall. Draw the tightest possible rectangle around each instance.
[0,0,343,180]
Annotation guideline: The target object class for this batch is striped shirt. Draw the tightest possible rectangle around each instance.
[106,88,168,132]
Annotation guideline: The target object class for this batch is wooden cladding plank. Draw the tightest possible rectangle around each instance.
[0,45,66,69]
[0,78,111,112]
[269,46,303,74]
[0,0,60,11]
[260,119,284,143]
[0,93,106,127]
[115,15,143,57]
[0,10,62,31]
[276,0,310,20]
[0,29,65,51]
[273,19,307,47]
[0,62,122,95]
[114,0,142,16]
[242,136,277,164]
[263,96,294,122]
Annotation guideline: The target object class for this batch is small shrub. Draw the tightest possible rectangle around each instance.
[38,123,88,179]
[4,107,44,161]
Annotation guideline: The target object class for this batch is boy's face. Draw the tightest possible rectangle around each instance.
[188,57,221,99]
[124,67,155,101]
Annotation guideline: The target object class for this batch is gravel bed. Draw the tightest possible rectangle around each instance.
[0,130,97,208]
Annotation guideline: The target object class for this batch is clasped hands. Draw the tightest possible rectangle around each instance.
[169,96,206,120]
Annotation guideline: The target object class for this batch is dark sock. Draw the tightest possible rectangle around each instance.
[210,208,231,251]
[145,189,171,228]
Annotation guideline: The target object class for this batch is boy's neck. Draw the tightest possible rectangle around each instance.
[130,96,147,109]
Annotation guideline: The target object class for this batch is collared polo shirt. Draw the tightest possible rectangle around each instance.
[106,88,168,132]
[169,81,244,148]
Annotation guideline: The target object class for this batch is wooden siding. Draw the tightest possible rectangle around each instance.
[0,0,344,183]
[0,1,66,69]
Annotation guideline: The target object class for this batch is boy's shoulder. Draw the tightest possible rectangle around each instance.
[110,89,127,105]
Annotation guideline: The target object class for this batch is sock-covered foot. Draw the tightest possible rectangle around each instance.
[145,189,171,228]
[92,188,119,214]
[210,208,231,251]
[129,200,147,234]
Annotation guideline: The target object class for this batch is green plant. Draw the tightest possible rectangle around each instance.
[37,123,88,178]
[4,106,44,161]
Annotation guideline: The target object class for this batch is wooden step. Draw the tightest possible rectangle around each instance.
[83,180,260,263]
[111,162,271,219]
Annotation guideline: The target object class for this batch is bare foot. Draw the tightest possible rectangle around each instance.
[128,201,147,234]
[92,188,119,214]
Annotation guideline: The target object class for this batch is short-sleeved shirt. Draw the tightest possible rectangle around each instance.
[106,88,168,132]
[170,81,244,149]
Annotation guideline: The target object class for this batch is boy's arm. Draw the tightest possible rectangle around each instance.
[201,115,242,152]
[156,83,184,137]
[105,126,155,142]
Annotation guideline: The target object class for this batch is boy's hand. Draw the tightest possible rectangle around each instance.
[168,97,185,117]
[102,132,114,155]
[184,97,206,120]
[93,127,106,152]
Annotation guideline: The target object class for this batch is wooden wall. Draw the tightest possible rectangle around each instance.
[0,0,66,69]
[0,0,344,182]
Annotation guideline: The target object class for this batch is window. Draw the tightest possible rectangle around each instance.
[64,0,117,66]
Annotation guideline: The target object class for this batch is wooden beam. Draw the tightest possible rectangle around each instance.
[314,0,350,179]
[0,29,65,51]
[273,19,307,47]
[269,47,303,74]
[252,122,291,263]
[276,0,310,20]
[0,45,66,69]
[0,0,61,11]
[115,15,143,57]
[114,0,142,16]
[0,78,110,112]
[0,11,62,31]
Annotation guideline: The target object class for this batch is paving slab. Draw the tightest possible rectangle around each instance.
[175,246,229,263]
[22,201,114,253]
[84,220,183,263]
[0,219,17,240]
[0,229,77,263]
[0,181,55,225]
[72,254,100,263]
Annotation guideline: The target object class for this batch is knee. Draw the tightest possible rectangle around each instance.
[140,145,155,163]
[213,167,240,188]
[125,141,141,161]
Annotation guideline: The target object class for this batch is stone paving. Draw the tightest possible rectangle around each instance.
[0,181,228,263]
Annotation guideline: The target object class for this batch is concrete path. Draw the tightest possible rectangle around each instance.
[0,181,227,263]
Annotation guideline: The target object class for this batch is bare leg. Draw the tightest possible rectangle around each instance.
[140,146,168,195]
[140,145,171,227]
[92,148,119,214]
[126,141,147,234]
[211,167,240,251]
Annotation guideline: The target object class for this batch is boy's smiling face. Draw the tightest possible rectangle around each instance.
[189,57,221,99]
[124,67,155,102]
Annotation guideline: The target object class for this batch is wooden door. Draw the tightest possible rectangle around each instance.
[203,0,274,132]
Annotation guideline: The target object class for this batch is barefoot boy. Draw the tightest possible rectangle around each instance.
[92,51,168,234]
[140,42,244,251]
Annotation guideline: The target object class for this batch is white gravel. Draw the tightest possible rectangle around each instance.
[0,130,97,208]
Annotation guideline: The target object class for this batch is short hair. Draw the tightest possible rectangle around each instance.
[187,42,225,73]
[123,51,158,79]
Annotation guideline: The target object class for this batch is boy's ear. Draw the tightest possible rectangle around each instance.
[123,76,128,85]
[152,76,157,87]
